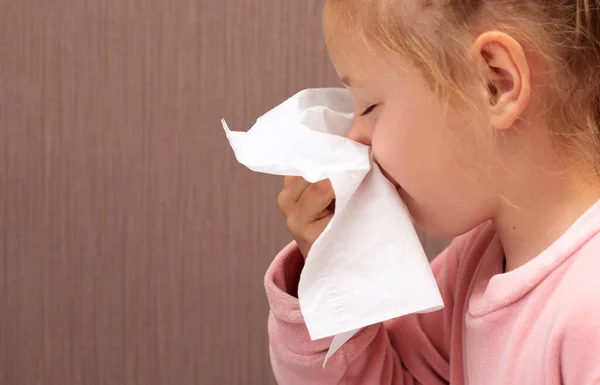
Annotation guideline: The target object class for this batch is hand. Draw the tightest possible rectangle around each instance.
[277,176,335,259]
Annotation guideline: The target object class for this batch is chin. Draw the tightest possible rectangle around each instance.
[413,219,459,239]
[414,209,487,239]
[397,188,469,239]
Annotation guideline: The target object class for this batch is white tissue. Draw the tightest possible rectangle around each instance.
[222,88,444,366]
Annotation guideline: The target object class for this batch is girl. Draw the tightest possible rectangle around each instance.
[267,1,600,384]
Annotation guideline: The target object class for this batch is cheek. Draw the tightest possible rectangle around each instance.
[370,77,453,185]
[371,102,488,213]
[371,105,450,189]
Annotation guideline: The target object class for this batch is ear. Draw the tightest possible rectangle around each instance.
[472,31,531,130]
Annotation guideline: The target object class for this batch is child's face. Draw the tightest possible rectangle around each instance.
[326,41,500,238]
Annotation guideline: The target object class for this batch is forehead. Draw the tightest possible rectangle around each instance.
[322,0,427,34]
[323,1,414,82]
[322,0,441,50]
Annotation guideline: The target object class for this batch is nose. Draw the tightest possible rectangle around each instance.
[345,121,372,146]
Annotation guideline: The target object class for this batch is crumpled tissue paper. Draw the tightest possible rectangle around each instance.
[222,88,443,366]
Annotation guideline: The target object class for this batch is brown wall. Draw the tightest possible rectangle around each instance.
[0,1,449,384]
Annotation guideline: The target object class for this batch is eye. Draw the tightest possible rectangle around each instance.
[360,104,378,116]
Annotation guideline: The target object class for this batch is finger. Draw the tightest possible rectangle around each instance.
[284,180,333,233]
[284,176,311,201]
[278,176,311,214]
[315,199,336,220]
[299,213,334,258]
[312,209,334,231]
[297,179,335,220]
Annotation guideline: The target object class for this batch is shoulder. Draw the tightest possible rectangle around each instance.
[553,234,600,384]
[555,295,600,384]
[560,232,600,311]
[557,232,600,313]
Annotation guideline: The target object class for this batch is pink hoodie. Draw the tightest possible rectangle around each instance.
[265,201,600,384]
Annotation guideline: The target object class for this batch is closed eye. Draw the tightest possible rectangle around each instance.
[360,104,378,116]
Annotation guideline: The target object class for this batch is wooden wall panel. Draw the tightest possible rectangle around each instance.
[0,1,449,384]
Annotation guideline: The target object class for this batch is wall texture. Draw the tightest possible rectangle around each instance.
[0,1,449,384]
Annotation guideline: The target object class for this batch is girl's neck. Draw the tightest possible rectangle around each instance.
[493,172,600,272]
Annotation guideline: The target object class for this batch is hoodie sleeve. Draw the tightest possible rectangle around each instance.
[265,237,467,385]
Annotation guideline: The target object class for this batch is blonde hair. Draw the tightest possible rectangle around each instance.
[323,0,600,167]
